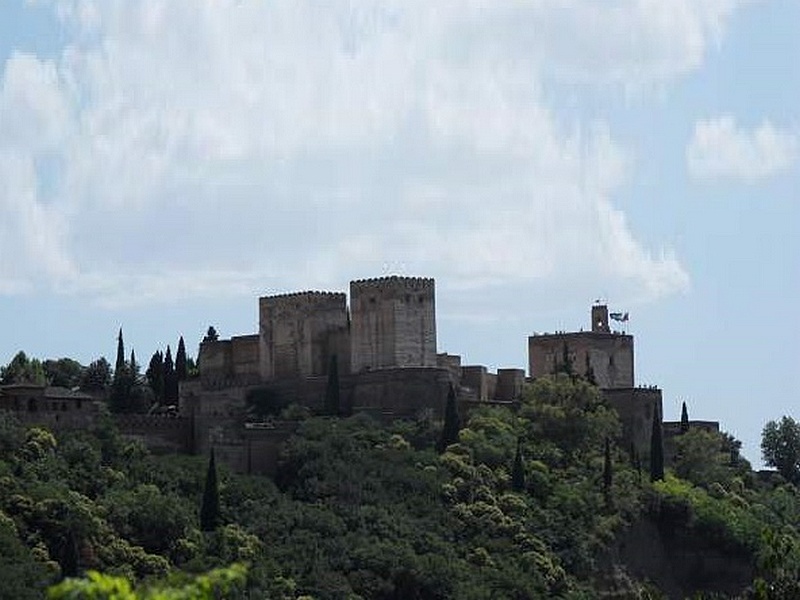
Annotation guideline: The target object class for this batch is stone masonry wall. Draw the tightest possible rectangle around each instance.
[528,331,634,389]
[350,277,436,372]
[259,292,348,379]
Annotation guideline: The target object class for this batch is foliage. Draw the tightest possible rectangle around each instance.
[761,416,800,484]
[1,350,47,385]
[673,428,749,488]
[44,358,85,389]
[81,359,112,394]
[680,401,689,433]
[47,563,247,600]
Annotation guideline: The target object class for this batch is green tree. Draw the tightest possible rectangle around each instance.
[43,358,84,389]
[680,401,689,433]
[603,437,613,492]
[175,337,187,382]
[324,354,341,416]
[200,449,221,532]
[511,437,525,492]
[146,351,165,404]
[1,351,47,385]
[762,416,800,484]
[436,385,460,454]
[80,358,112,393]
[114,329,126,379]
[650,407,664,482]
[164,346,178,405]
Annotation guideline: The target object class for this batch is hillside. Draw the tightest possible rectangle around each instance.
[1,374,799,599]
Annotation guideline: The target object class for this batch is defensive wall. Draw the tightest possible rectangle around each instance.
[602,387,663,462]
[662,419,722,466]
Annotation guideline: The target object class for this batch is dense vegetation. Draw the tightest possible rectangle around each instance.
[1,372,800,598]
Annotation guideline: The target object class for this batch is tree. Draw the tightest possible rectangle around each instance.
[203,326,219,343]
[0,351,46,386]
[584,353,596,386]
[200,449,221,532]
[603,437,613,491]
[129,349,139,382]
[324,354,341,416]
[163,346,178,405]
[80,358,111,393]
[511,438,525,492]
[114,329,126,379]
[650,407,664,482]
[762,416,800,484]
[680,401,689,433]
[146,351,164,404]
[175,336,188,382]
[43,358,84,389]
[436,385,460,453]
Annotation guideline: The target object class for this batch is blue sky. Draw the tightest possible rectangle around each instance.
[1,1,798,464]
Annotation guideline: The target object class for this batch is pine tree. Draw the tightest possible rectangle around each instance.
[680,401,689,433]
[175,336,188,382]
[200,448,220,532]
[650,407,664,482]
[436,385,460,454]
[324,354,341,416]
[511,438,525,492]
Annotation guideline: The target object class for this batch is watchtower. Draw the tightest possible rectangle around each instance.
[350,276,436,372]
[258,291,349,380]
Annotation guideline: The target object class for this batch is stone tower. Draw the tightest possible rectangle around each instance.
[592,304,610,333]
[350,276,437,372]
[258,292,349,380]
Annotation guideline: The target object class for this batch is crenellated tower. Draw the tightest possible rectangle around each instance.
[258,291,350,380]
[350,276,436,372]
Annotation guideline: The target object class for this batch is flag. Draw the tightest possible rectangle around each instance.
[610,312,629,322]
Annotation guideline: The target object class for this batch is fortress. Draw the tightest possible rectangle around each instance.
[0,275,702,475]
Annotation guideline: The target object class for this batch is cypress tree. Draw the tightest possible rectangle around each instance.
[164,346,177,404]
[324,354,341,416]
[146,351,165,404]
[114,329,125,381]
[511,438,525,492]
[129,349,138,380]
[200,448,220,532]
[603,437,613,491]
[436,385,460,454]
[650,407,664,482]
[585,353,597,386]
[680,401,689,433]
[176,336,188,382]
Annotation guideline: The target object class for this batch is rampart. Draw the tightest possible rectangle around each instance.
[603,387,662,461]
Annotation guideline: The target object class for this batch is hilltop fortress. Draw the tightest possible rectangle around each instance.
[1,275,698,475]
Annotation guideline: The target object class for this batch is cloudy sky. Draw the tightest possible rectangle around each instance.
[1,0,798,463]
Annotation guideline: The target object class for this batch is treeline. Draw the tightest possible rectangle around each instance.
[0,328,201,414]
[1,374,799,598]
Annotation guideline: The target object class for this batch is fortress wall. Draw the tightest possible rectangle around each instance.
[231,335,260,376]
[603,387,662,462]
[496,368,526,401]
[348,367,453,418]
[113,414,192,454]
[529,332,634,389]
[259,292,348,380]
[486,373,498,401]
[199,339,233,379]
[437,353,462,379]
[461,366,488,401]
[350,277,436,372]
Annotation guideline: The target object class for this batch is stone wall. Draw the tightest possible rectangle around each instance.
[603,387,662,462]
[529,331,634,389]
[350,277,436,372]
[259,291,348,379]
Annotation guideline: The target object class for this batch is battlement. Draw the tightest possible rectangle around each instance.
[350,276,434,294]
[259,291,347,310]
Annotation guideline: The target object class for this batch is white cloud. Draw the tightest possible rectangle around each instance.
[687,115,798,183]
[0,0,743,309]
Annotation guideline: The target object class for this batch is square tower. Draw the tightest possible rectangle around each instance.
[259,292,349,380]
[350,276,437,372]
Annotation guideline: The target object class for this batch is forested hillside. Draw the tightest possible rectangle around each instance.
[1,375,799,599]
